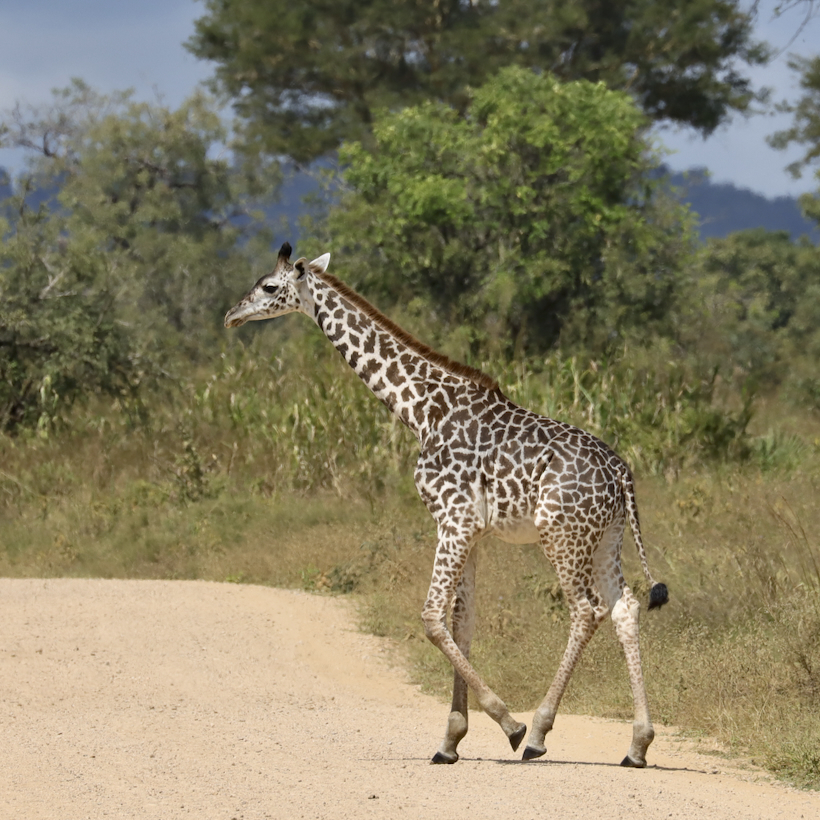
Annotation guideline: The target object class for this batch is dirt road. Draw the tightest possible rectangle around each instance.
[1,578,816,819]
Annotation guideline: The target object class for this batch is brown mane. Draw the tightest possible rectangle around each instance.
[317,272,499,393]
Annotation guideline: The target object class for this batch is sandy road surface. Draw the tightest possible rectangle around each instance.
[1,579,817,820]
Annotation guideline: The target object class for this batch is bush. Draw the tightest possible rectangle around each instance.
[325,67,697,358]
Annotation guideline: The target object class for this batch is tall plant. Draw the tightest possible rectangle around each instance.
[187,0,768,164]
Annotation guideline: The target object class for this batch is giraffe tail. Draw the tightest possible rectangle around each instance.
[620,469,669,611]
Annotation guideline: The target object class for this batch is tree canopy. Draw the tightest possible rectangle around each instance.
[187,0,769,164]
[322,67,696,357]
[769,53,820,228]
[690,228,820,404]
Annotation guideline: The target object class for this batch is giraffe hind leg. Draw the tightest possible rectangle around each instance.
[611,587,655,767]
[591,526,657,767]
[522,568,605,761]
[522,580,606,760]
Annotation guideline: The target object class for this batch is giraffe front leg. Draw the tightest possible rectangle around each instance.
[423,540,526,761]
[432,548,477,764]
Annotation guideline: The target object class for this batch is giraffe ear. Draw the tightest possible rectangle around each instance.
[308,253,330,274]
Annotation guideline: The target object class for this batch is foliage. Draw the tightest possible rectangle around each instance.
[186,0,769,164]
[769,53,820,229]
[686,229,820,405]
[0,197,137,432]
[501,354,754,477]
[0,331,755,501]
[769,53,820,179]
[726,50,820,406]
[5,81,280,345]
[0,80,280,431]
[324,67,697,357]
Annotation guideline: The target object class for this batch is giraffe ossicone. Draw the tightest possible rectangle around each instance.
[225,242,669,767]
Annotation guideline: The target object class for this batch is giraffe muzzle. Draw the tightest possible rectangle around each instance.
[224,304,249,328]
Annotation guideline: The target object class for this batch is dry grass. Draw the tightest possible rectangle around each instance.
[359,465,820,787]
[2,341,820,785]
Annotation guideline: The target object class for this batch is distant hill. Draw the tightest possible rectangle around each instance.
[268,163,820,246]
[667,167,819,243]
[1,164,817,245]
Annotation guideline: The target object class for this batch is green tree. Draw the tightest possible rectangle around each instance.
[0,81,279,430]
[0,192,136,432]
[187,0,768,164]
[2,80,279,356]
[322,67,696,357]
[764,50,820,405]
[769,53,820,227]
[688,229,820,402]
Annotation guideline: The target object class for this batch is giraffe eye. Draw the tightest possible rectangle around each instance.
[262,283,279,294]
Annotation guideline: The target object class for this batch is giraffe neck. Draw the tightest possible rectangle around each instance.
[306,273,498,443]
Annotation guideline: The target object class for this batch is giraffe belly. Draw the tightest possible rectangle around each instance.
[489,517,540,545]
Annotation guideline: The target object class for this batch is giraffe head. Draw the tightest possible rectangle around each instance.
[224,242,331,328]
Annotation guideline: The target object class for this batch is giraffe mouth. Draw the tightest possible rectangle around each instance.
[224,305,249,328]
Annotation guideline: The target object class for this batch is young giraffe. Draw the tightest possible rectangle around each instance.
[225,243,669,767]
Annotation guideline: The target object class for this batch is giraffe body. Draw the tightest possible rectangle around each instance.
[225,244,668,767]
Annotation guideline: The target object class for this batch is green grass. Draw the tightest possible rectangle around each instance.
[2,341,820,786]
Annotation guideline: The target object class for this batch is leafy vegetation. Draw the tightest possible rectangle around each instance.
[688,229,820,406]
[325,67,696,357]
[0,197,135,430]
[187,0,769,163]
[0,82,280,431]
[769,51,820,232]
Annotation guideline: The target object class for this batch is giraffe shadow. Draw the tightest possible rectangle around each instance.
[467,758,708,774]
[393,756,706,774]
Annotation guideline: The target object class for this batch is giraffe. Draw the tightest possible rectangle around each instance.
[225,243,669,767]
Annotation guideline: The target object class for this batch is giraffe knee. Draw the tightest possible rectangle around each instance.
[421,607,446,643]
[611,593,640,640]
[571,597,596,629]
[593,602,610,625]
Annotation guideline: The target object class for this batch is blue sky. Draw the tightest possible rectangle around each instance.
[1,0,818,199]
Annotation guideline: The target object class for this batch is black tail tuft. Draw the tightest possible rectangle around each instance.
[648,583,669,610]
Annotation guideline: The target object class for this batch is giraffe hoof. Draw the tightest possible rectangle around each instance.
[508,723,527,753]
[620,755,647,768]
[431,751,459,765]
[522,745,546,761]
